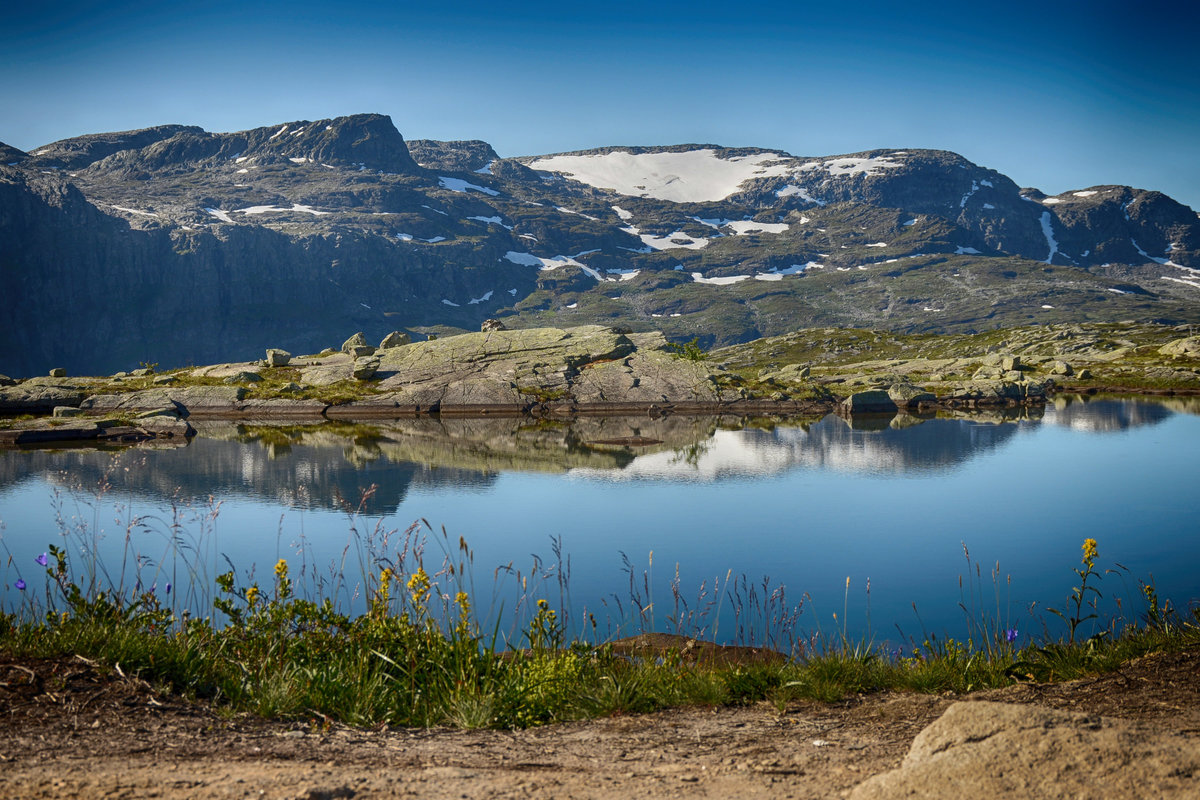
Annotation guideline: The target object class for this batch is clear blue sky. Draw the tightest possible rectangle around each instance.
[3,0,1198,208]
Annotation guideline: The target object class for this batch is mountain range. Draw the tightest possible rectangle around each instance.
[2,112,1198,376]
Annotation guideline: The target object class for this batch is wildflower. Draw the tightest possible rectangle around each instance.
[454,591,471,637]
[1005,628,1019,644]
[35,553,48,567]
[375,568,394,608]
[274,559,288,580]
[407,567,430,605]
[1082,538,1098,566]
[14,579,25,591]
[245,585,260,607]
[165,582,172,595]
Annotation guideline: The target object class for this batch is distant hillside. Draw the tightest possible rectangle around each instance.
[1,113,1198,376]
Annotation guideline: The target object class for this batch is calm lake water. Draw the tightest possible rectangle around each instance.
[2,396,1197,651]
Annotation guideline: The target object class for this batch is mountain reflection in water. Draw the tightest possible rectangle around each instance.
[0,396,1191,515]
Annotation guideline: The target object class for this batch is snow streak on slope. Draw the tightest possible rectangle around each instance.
[528,149,791,203]
[1040,212,1059,264]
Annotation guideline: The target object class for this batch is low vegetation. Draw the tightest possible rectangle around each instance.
[2,507,1195,730]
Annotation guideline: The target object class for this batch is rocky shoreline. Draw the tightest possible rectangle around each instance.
[3,322,1200,447]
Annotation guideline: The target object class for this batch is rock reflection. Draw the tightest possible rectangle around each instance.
[0,397,1188,508]
[1045,396,1174,432]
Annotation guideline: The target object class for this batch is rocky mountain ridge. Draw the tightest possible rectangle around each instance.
[2,113,1198,376]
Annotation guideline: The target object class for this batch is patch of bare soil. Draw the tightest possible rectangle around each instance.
[1,647,1197,799]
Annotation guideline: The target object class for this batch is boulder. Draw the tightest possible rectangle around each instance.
[1048,359,1074,376]
[52,406,83,418]
[1001,355,1021,371]
[0,375,17,387]
[888,383,936,409]
[265,348,291,367]
[850,701,1200,800]
[223,371,262,384]
[130,367,154,377]
[0,384,85,413]
[759,363,811,384]
[972,365,1003,381]
[81,386,245,413]
[352,357,380,381]
[1158,336,1200,357]
[134,407,180,419]
[481,318,508,332]
[341,332,368,354]
[839,389,898,413]
[349,344,376,357]
[135,415,195,438]
[379,331,411,349]
[152,375,177,385]
[49,367,66,378]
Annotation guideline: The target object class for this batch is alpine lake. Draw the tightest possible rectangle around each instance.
[2,395,1197,653]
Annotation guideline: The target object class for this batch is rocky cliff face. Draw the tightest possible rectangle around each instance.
[2,114,1198,376]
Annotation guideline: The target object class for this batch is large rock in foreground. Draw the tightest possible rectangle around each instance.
[850,701,1200,799]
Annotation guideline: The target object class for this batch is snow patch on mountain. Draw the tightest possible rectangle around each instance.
[797,155,904,177]
[1132,239,1186,269]
[111,205,159,218]
[692,272,750,285]
[1040,212,1059,264]
[528,149,792,203]
[607,269,640,280]
[619,223,709,251]
[504,251,604,280]
[754,263,813,281]
[438,176,500,196]
[232,204,331,217]
[468,215,513,230]
[776,185,827,206]
[726,220,789,235]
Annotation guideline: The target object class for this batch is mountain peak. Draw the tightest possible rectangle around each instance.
[237,113,418,173]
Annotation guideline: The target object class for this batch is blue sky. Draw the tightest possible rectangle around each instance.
[3,0,1198,208]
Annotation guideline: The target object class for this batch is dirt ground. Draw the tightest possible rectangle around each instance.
[2,647,1197,799]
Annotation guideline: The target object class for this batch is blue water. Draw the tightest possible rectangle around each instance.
[1,398,1197,651]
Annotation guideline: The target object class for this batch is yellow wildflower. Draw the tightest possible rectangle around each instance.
[1082,538,1098,565]
[274,559,288,580]
[407,567,430,605]
[245,585,260,607]
[454,591,471,637]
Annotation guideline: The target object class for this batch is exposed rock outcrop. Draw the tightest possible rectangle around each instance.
[851,701,1200,800]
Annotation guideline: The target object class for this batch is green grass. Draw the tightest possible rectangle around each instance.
[2,510,1197,730]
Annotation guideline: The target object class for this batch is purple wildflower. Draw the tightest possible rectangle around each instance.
[1005,628,1019,644]
[14,579,26,591]
[165,582,172,595]
[35,552,48,567]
